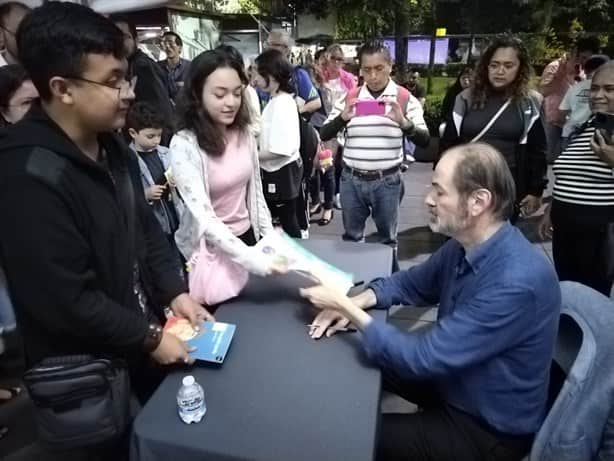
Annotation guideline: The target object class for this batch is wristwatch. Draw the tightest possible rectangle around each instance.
[142,323,163,353]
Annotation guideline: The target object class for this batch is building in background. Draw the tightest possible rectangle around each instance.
[86,0,291,63]
[88,0,222,60]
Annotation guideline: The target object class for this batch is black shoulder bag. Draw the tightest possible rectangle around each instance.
[23,355,131,450]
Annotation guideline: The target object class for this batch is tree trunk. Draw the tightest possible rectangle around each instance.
[540,0,554,33]
[394,2,410,85]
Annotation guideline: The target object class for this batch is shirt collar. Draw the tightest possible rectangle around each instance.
[166,58,186,71]
[358,79,398,100]
[463,221,513,273]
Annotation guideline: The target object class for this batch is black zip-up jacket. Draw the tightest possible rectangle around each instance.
[0,106,186,366]
[131,49,173,121]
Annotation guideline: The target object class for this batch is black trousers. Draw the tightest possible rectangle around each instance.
[295,179,309,232]
[266,198,301,238]
[377,372,533,461]
[551,202,613,296]
[334,146,343,195]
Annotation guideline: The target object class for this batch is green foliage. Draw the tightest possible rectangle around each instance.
[424,93,444,136]
[429,76,454,95]
[237,0,259,14]
[522,28,566,67]
[568,18,584,42]
[327,0,433,40]
[336,7,391,40]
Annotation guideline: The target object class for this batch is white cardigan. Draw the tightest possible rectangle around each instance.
[169,129,274,276]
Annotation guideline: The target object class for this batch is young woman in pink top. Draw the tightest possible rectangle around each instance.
[169,47,282,277]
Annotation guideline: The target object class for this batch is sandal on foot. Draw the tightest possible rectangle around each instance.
[319,210,334,226]
[309,203,322,216]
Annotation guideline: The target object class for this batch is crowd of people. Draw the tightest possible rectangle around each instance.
[0,1,613,460]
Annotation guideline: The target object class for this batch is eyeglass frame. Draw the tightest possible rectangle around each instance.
[0,24,16,36]
[266,41,289,50]
[61,75,138,99]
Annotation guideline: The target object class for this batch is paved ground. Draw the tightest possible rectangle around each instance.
[0,161,558,458]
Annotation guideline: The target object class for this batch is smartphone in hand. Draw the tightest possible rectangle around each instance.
[593,112,614,144]
[355,99,386,117]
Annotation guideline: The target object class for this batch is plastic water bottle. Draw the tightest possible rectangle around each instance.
[177,375,206,424]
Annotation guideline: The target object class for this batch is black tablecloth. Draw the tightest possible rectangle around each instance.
[131,239,393,461]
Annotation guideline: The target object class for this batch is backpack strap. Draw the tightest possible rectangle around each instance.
[396,86,411,115]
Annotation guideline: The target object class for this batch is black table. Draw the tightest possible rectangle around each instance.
[131,239,393,461]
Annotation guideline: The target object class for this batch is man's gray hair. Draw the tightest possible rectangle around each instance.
[447,143,517,221]
[267,29,294,48]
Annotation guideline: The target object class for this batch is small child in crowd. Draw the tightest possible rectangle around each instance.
[0,64,38,126]
[126,102,184,260]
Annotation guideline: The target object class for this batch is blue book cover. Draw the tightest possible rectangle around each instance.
[188,321,236,363]
[164,318,236,364]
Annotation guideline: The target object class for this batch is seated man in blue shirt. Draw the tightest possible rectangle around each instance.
[301,142,561,461]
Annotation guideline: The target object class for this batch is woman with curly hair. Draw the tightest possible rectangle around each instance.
[169,47,282,277]
[440,36,547,219]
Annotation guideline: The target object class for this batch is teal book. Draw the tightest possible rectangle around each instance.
[164,318,236,364]
[188,321,236,363]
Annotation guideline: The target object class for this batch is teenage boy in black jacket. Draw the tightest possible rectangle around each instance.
[0,3,213,386]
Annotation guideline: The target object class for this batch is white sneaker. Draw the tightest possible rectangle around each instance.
[300,229,309,239]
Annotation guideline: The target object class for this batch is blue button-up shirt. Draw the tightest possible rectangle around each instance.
[365,222,561,435]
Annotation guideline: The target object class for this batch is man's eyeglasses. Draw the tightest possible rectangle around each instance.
[63,76,138,99]
[330,56,344,63]
[266,42,288,50]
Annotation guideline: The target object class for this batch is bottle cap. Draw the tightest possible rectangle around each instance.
[182,375,195,386]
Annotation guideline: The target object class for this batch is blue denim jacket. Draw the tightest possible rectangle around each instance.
[530,281,614,461]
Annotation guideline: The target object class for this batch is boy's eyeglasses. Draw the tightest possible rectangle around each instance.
[62,76,138,99]
[0,25,16,36]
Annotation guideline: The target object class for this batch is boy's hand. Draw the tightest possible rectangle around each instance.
[145,185,166,201]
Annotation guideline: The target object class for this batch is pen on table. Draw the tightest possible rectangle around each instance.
[306,324,357,332]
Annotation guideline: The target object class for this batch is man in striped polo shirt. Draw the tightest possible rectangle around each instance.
[320,42,429,264]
